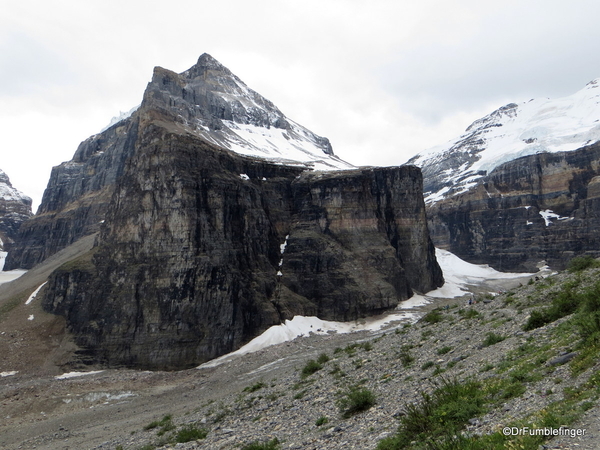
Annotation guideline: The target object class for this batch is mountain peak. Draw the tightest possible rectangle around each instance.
[137,53,349,169]
[185,53,233,79]
[196,52,224,69]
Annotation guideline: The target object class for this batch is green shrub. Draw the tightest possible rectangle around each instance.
[459,309,482,319]
[399,346,415,367]
[315,416,329,426]
[524,279,600,333]
[421,361,435,370]
[293,389,308,400]
[575,281,600,344]
[524,309,551,330]
[437,345,452,355]
[301,359,323,378]
[244,381,267,393]
[338,386,376,418]
[568,255,600,272]
[138,445,156,450]
[144,414,173,432]
[241,438,280,450]
[329,363,345,378]
[432,365,445,376]
[317,353,330,364]
[482,332,505,347]
[377,378,486,449]
[500,381,526,400]
[421,309,443,324]
[175,424,208,442]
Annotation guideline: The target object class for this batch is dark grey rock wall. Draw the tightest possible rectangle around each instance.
[42,121,442,370]
[427,142,600,271]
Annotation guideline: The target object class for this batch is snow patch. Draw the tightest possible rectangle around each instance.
[198,312,416,369]
[27,314,34,321]
[280,235,289,254]
[239,173,250,180]
[0,169,33,204]
[539,209,573,226]
[0,269,26,286]
[83,391,135,403]
[1,371,18,377]
[55,370,105,380]
[277,235,290,274]
[429,248,536,298]
[25,281,47,305]
[198,248,541,370]
[414,79,600,204]
[100,105,140,132]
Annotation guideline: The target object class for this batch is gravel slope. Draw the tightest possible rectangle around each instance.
[2,267,600,450]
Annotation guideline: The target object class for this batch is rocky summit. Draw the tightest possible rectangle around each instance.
[5,53,352,271]
[8,54,443,370]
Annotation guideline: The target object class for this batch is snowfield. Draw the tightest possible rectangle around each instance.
[198,248,540,368]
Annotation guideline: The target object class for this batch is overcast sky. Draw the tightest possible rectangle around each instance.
[2,0,600,211]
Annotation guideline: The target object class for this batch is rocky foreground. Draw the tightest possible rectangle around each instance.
[2,263,600,449]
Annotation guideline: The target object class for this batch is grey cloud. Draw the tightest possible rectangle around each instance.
[0,31,78,97]
[378,3,600,124]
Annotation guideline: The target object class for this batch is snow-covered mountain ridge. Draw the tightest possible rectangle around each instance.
[409,78,600,203]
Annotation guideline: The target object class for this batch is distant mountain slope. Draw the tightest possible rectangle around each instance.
[409,79,600,272]
[0,168,32,260]
[409,78,600,204]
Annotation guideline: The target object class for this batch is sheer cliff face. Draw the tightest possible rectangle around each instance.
[42,123,442,369]
[428,142,600,272]
[29,54,442,370]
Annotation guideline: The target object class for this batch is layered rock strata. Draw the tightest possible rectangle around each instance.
[42,123,442,369]
[428,142,600,271]
[4,117,138,269]
[19,53,443,369]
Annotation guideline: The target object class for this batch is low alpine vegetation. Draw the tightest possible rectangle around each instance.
[174,423,208,443]
[301,359,323,378]
[482,332,505,347]
[337,386,376,418]
[241,437,281,450]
